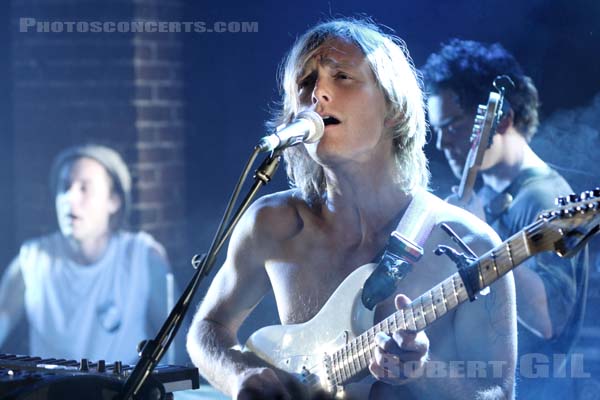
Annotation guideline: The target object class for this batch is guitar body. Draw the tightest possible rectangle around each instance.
[243,190,600,398]
[245,263,377,398]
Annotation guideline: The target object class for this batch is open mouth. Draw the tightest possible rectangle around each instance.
[322,116,341,126]
[67,213,81,222]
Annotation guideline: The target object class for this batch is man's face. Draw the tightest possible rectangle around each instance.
[427,89,474,179]
[296,38,391,165]
[55,157,120,243]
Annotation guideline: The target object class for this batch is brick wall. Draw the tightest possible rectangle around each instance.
[11,0,188,278]
[130,2,187,272]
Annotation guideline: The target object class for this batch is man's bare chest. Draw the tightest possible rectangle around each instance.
[264,233,386,323]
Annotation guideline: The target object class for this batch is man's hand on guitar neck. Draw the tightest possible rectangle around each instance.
[445,186,486,221]
[368,295,430,386]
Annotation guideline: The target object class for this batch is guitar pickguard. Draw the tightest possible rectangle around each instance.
[245,263,377,396]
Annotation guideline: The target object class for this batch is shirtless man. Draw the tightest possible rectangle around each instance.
[187,19,517,399]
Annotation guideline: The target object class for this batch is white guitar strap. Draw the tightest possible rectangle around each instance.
[393,187,437,253]
[361,188,437,309]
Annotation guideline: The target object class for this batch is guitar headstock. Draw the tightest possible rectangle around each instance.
[457,92,501,203]
[535,189,600,257]
[468,93,500,165]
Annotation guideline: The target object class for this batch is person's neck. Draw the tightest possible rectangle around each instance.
[321,152,412,248]
[65,231,113,265]
[482,131,546,193]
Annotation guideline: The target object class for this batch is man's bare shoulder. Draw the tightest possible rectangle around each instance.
[240,189,311,242]
[423,191,502,252]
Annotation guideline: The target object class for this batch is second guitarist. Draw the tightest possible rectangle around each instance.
[423,39,588,400]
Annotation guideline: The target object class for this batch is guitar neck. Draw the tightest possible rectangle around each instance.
[328,218,554,385]
[457,162,478,203]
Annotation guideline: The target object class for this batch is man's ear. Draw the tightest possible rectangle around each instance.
[384,117,397,129]
[108,192,122,215]
[496,109,514,134]
[384,111,403,130]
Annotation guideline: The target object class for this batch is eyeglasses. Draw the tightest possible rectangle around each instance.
[431,114,469,137]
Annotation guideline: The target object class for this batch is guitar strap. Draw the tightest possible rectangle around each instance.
[361,188,437,310]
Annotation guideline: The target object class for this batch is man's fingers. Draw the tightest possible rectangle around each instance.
[394,294,412,310]
[374,345,399,366]
[369,358,395,379]
[375,329,427,355]
[374,331,403,353]
[392,330,427,352]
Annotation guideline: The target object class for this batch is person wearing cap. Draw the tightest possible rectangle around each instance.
[0,144,174,364]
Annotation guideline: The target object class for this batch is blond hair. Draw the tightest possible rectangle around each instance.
[269,18,429,205]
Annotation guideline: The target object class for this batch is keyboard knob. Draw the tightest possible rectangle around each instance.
[113,361,122,375]
[79,358,89,372]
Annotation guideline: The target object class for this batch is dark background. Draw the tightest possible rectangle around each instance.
[0,0,598,380]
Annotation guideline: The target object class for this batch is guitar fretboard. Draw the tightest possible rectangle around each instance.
[328,218,554,385]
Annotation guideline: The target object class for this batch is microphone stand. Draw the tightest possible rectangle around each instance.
[118,148,282,400]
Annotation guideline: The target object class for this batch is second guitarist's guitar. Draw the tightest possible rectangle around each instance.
[456,76,513,205]
[245,190,600,398]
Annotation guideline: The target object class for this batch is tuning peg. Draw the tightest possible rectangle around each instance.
[593,188,600,198]
[555,196,568,206]
[567,193,580,203]
[580,190,592,200]
[561,208,574,217]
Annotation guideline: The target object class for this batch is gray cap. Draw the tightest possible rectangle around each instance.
[49,144,132,229]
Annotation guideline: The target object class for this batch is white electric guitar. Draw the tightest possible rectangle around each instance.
[245,191,600,398]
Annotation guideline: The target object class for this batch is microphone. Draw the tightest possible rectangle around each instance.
[257,110,324,153]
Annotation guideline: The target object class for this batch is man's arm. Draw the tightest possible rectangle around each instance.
[370,274,517,400]
[186,195,303,399]
[0,257,26,348]
[512,259,552,338]
[449,271,517,399]
[420,227,517,399]
[507,185,579,340]
[370,221,517,400]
